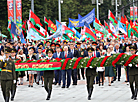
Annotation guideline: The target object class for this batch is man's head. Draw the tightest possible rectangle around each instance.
[11,48,16,57]
[64,46,68,52]
[87,47,94,57]
[130,46,136,55]
[38,47,42,53]
[115,44,120,50]
[55,44,61,53]
[46,49,53,57]
[70,44,74,50]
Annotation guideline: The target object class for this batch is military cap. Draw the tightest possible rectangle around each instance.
[63,40,68,44]
[92,42,97,46]
[11,48,16,53]
[55,43,61,48]
[130,46,137,51]
[76,42,81,45]
[50,43,56,47]
[46,49,54,54]
[87,47,94,52]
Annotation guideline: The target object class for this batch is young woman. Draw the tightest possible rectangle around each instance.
[105,47,115,86]
[27,48,37,87]
[16,49,26,85]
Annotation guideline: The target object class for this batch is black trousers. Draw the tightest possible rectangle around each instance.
[77,68,85,79]
[86,75,95,88]
[114,65,121,80]
[1,80,12,99]
[98,71,104,84]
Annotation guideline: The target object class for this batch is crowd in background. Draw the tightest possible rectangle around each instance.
[0,37,138,87]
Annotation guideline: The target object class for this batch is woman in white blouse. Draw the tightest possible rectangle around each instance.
[17,49,26,85]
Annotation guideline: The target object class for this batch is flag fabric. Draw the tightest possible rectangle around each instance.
[95,17,102,26]
[109,22,116,33]
[84,21,90,29]
[40,26,46,37]
[108,10,117,25]
[44,16,49,25]
[84,26,97,41]
[22,20,27,30]
[62,25,75,34]
[71,27,82,39]
[48,19,57,33]
[78,14,82,19]
[127,23,131,38]
[120,16,125,24]
[56,20,62,29]
[11,22,23,38]
[29,10,43,27]
[27,29,46,40]
[28,21,45,37]
[118,21,127,35]
[94,21,108,35]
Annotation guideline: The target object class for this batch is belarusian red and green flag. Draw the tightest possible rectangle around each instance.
[62,25,75,35]
[84,26,97,41]
[29,10,43,27]
[28,21,45,37]
[108,10,118,25]
[48,19,57,33]
[44,16,49,25]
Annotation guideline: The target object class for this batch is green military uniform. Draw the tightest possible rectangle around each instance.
[85,47,97,100]
[44,49,54,100]
[129,46,138,100]
[0,49,16,102]
[10,48,18,101]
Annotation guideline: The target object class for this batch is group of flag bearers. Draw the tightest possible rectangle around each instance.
[1,44,138,101]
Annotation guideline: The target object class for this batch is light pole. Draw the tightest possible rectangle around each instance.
[13,0,16,23]
[58,0,63,22]
[133,0,135,21]
[92,0,103,20]
[31,0,34,12]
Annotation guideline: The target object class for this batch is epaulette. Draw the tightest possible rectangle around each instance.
[33,53,36,55]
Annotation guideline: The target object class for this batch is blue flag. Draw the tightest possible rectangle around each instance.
[78,14,82,19]
[11,22,26,43]
[56,20,62,29]
[11,22,23,38]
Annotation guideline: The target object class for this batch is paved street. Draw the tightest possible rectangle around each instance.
[0,68,137,102]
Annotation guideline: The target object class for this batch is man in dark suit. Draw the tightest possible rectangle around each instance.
[76,42,85,80]
[61,46,73,88]
[114,44,123,81]
[128,46,138,100]
[69,43,78,85]
[52,44,62,85]
[85,47,97,100]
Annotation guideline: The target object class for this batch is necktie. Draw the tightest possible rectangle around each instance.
[94,52,96,57]
[65,52,67,58]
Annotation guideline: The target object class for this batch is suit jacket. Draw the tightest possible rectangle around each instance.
[36,53,46,60]
[70,49,78,58]
[60,51,73,59]
[114,49,123,53]
[76,48,86,57]
[52,52,62,58]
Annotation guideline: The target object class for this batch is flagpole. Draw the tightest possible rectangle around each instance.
[133,0,135,21]
[58,0,61,22]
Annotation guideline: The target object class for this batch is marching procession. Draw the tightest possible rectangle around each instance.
[0,37,138,102]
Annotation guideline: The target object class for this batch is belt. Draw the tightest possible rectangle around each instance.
[1,69,12,72]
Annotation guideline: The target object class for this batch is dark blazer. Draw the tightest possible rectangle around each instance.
[70,49,78,58]
[60,51,73,59]
[27,55,37,60]
[114,49,123,53]
[52,52,62,58]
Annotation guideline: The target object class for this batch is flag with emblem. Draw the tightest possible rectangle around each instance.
[29,9,43,27]
[48,19,57,33]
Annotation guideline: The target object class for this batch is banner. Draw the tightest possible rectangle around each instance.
[15,62,61,71]
[16,0,22,29]
[7,0,14,29]
[69,8,95,27]
[130,7,137,20]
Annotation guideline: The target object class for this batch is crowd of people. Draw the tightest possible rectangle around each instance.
[0,37,138,101]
